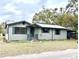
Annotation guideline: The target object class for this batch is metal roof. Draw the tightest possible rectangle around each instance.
[36,23,66,29]
[6,20,67,29]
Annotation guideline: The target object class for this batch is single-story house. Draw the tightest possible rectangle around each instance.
[5,20,69,41]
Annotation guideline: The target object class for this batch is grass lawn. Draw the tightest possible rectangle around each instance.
[0,39,77,57]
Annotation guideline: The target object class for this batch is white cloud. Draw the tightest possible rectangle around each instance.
[0,17,4,23]
[45,0,68,9]
[0,0,69,24]
[25,12,35,23]
[4,3,22,15]
[0,15,12,24]
[3,15,10,19]
[15,0,40,4]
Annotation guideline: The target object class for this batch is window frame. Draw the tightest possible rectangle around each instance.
[55,29,60,35]
[13,27,27,34]
[42,28,49,33]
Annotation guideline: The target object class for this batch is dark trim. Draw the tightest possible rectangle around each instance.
[30,26,67,31]
[7,21,31,26]
[34,23,67,30]
[36,27,67,30]
[7,22,68,30]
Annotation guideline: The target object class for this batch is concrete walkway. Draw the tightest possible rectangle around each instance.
[0,49,78,59]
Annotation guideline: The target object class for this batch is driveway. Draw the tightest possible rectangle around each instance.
[0,49,78,59]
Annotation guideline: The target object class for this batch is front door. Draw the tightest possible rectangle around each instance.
[30,27,35,38]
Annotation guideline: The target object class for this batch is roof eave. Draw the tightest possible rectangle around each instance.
[7,21,31,26]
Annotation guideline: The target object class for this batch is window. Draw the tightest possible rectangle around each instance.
[42,28,49,33]
[55,29,60,35]
[13,27,27,34]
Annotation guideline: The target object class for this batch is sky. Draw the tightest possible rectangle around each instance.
[0,0,68,23]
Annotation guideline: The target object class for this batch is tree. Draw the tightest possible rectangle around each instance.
[32,8,58,24]
[0,25,4,33]
[66,0,78,15]
[56,13,78,31]
[32,0,78,31]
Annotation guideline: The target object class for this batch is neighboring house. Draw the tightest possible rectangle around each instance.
[5,20,69,41]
